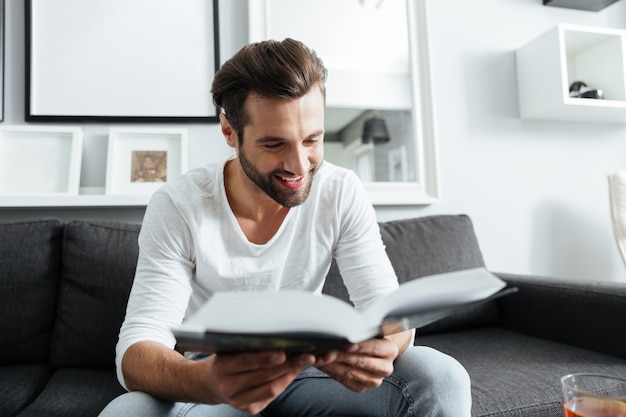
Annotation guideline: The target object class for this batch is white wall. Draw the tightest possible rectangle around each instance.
[2,0,626,282]
[397,0,626,282]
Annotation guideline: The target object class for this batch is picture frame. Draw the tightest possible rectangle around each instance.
[106,128,189,196]
[25,0,220,122]
[0,126,83,195]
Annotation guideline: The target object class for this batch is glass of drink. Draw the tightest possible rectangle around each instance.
[561,373,626,417]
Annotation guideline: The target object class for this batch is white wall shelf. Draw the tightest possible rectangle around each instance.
[516,24,626,123]
[0,188,150,208]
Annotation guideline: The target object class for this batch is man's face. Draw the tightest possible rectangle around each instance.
[236,87,325,208]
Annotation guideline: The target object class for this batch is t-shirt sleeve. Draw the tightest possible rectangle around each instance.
[332,171,399,312]
[115,190,195,390]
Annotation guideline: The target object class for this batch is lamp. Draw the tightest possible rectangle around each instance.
[362,112,390,144]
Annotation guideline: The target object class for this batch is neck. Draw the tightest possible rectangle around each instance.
[224,159,290,244]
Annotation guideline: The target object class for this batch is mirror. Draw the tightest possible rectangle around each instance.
[249,0,439,205]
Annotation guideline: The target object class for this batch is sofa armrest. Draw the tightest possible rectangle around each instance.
[496,272,626,360]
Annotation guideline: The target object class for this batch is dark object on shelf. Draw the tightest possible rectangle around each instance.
[543,0,621,12]
[362,112,391,144]
[569,81,604,99]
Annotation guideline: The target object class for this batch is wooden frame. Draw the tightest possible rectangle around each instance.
[25,0,220,122]
[0,126,83,195]
[106,128,188,196]
[248,0,439,205]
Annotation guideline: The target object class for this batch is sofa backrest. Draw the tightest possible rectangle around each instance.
[50,220,141,369]
[322,214,501,335]
[0,218,64,365]
[1,214,499,368]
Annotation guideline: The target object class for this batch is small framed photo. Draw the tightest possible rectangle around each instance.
[106,128,188,195]
[0,125,82,195]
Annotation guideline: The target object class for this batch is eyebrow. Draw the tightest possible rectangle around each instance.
[256,129,325,143]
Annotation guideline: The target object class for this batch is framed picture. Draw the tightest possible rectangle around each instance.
[106,128,189,195]
[0,126,83,195]
[26,0,220,122]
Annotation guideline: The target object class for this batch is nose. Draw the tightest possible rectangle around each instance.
[283,144,311,175]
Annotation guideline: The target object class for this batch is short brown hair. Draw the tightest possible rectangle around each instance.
[211,38,327,143]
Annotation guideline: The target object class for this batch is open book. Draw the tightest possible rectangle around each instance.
[173,267,515,354]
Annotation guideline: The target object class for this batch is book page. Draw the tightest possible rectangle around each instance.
[362,268,506,326]
[178,290,372,342]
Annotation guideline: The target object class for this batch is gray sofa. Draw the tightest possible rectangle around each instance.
[1,215,625,417]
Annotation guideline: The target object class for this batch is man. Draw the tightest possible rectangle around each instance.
[100,38,471,417]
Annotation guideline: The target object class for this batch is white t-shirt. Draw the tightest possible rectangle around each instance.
[115,157,399,389]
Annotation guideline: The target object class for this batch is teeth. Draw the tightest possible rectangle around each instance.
[279,176,302,182]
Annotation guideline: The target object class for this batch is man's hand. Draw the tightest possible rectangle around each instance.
[313,330,412,392]
[204,351,315,414]
[122,342,315,415]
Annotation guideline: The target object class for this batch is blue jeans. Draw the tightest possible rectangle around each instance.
[98,346,471,417]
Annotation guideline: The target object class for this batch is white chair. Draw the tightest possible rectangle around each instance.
[608,170,626,267]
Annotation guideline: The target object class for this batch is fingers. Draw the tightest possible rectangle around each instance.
[317,340,397,370]
[314,339,399,393]
[321,365,377,392]
[210,351,315,414]
[317,354,392,392]
[225,361,305,414]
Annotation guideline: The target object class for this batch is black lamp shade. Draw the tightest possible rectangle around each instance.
[362,116,390,144]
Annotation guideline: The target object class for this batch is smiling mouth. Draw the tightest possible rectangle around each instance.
[275,174,305,189]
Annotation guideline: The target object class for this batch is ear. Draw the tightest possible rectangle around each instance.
[220,113,238,149]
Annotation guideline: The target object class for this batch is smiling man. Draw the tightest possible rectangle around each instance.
[99,38,471,417]
[233,93,324,209]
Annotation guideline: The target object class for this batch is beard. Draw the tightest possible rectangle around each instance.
[238,148,318,208]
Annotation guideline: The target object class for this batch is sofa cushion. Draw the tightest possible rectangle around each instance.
[0,364,51,416]
[0,218,63,364]
[50,220,141,368]
[417,327,626,417]
[380,214,486,282]
[16,368,125,417]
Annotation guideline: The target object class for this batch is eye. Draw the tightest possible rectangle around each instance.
[305,135,323,145]
[263,142,284,149]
